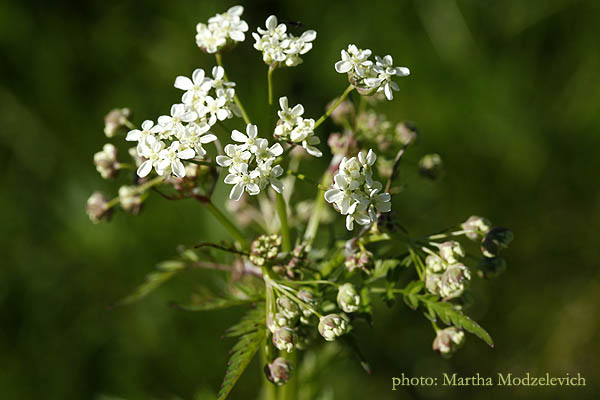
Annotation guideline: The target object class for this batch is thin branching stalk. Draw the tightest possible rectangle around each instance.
[204,201,249,249]
[314,84,355,128]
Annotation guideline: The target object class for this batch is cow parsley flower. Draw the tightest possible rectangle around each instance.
[364,55,410,100]
[180,122,217,158]
[196,5,248,54]
[336,44,410,100]
[253,15,317,68]
[137,138,165,178]
[324,149,391,230]
[218,124,285,200]
[157,141,195,178]
[126,119,161,153]
[157,103,197,135]
[274,96,322,157]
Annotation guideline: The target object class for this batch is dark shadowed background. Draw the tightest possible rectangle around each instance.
[1,0,599,399]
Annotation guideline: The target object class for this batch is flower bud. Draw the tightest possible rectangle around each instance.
[477,257,507,279]
[481,227,513,258]
[433,327,465,358]
[336,283,360,313]
[272,327,297,352]
[265,357,293,386]
[345,249,374,274]
[94,143,119,179]
[104,107,131,137]
[461,215,492,241]
[395,121,418,145]
[425,273,442,296]
[277,296,300,322]
[86,191,112,223]
[318,313,349,341]
[418,153,443,180]
[438,241,465,264]
[439,264,471,299]
[118,185,143,215]
[250,234,282,266]
[425,254,445,273]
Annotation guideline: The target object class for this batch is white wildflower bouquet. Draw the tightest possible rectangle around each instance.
[88,6,513,399]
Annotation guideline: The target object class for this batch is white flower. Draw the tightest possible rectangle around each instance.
[158,103,197,133]
[364,55,410,100]
[195,6,248,53]
[126,120,161,152]
[224,163,261,200]
[219,124,286,200]
[137,139,166,178]
[203,96,230,125]
[175,68,211,96]
[337,283,360,313]
[231,124,263,153]
[207,66,234,90]
[277,97,304,129]
[157,141,195,178]
[180,122,217,158]
[253,15,317,67]
[335,44,373,76]
[216,144,251,169]
[324,149,391,230]
[196,23,227,53]
[257,159,284,194]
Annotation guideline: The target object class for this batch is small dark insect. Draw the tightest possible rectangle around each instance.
[280,20,305,30]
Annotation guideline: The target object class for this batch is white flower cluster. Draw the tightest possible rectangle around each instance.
[216,124,284,201]
[335,44,410,100]
[253,15,317,67]
[424,241,471,299]
[125,66,243,179]
[195,5,248,53]
[274,97,322,157]
[324,149,392,230]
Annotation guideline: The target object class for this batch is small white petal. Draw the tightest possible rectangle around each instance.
[230,183,245,201]
[231,130,247,142]
[137,160,153,177]
[174,76,193,90]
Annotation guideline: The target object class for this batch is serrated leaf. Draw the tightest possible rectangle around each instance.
[111,261,186,307]
[420,299,493,347]
[173,297,262,311]
[404,280,424,294]
[217,306,266,400]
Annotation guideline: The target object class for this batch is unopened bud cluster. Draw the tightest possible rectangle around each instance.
[424,241,471,299]
[433,327,465,358]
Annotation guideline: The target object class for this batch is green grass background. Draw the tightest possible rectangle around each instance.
[0,0,598,398]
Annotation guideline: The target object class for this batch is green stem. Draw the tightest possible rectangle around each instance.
[314,84,355,129]
[286,170,328,190]
[267,66,275,106]
[205,201,248,249]
[215,52,252,125]
[275,193,291,252]
[303,171,332,247]
[107,175,164,208]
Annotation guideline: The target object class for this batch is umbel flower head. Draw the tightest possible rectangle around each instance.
[196,5,248,53]
[253,15,317,68]
[325,149,392,230]
[274,96,322,157]
[217,124,284,201]
[335,44,410,100]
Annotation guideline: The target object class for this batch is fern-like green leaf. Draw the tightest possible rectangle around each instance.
[217,305,266,400]
[420,298,494,347]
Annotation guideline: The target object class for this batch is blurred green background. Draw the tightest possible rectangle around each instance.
[1,0,599,399]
